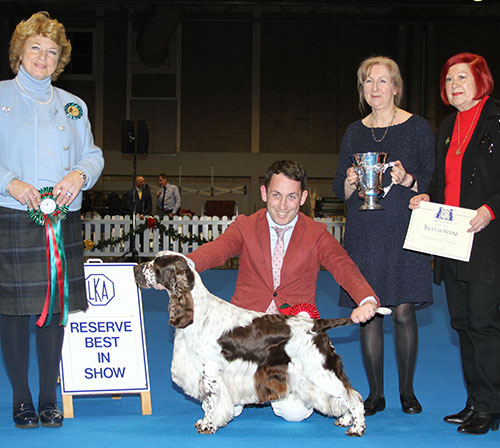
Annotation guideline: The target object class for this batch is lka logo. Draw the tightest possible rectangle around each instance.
[85,274,116,306]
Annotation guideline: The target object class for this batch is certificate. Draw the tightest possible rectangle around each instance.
[403,201,476,262]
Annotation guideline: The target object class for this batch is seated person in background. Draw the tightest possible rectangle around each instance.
[187,159,380,423]
[126,176,152,217]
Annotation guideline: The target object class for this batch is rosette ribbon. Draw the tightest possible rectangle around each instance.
[279,303,320,319]
[29,187,69,327]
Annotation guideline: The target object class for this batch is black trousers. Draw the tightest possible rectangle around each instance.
[441,258,500,413]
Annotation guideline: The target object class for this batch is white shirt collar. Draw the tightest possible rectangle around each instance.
[266,211,298,230]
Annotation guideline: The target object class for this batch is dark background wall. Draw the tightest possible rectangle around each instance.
[1,1,499,215]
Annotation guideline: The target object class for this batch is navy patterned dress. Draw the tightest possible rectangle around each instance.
[332,115,435,308]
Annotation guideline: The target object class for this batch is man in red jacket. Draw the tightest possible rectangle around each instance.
[187,160,379,421]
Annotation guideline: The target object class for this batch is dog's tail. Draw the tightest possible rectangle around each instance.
[312,318,353,332]
[311,306,391,332]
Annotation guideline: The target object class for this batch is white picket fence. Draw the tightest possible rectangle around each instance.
[82,214,345,258]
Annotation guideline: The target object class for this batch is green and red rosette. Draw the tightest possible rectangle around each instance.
[279,303,320,319]
[29,187,69,327]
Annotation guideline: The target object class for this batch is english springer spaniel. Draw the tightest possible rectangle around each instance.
[134,251,366,436]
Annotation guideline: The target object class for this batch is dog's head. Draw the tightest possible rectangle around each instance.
[134,251,195,328]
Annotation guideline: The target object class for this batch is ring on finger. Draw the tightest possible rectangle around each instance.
[65,191,73,198]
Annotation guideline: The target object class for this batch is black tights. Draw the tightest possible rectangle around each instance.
[0,314,65,408]
[360,303,418,399]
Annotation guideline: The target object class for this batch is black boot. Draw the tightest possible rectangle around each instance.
[457,412,499,435]
[443,405,475,425]
[364,396,385,416]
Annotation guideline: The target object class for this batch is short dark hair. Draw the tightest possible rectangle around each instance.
[264,160,307,191]
[439,52,494,106]
[158,173,167,179]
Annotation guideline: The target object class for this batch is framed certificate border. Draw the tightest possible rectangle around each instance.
[403,201,476,262]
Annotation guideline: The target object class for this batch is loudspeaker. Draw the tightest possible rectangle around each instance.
[121,119,149,154]
[121,120,136,153]
[136,119,149,154]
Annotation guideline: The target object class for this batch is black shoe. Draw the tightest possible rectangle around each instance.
[444,405,475,425]
[13,402,39,429]
[400,394,422,414]
[457,411,499,435]
[364,396,385,416]
[38,403,64,428]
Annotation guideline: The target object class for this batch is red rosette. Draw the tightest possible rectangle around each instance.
[147,217,157,229]
[279,303,320,319]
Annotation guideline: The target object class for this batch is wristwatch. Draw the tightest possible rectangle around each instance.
[408,174,417,189]
[74,169,87,185]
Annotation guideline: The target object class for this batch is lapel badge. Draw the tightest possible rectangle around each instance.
[64,102,83,119]
[2,106,12,114]
[445,137,450,146]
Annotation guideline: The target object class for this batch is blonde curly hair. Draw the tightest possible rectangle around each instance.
[9,11,71,81]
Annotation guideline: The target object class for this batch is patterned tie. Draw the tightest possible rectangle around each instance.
[266,226,292,314]
[272,226,292,290]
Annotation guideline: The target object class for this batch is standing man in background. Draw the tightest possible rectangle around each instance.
[126,176,152,217]
[156,174,181,218]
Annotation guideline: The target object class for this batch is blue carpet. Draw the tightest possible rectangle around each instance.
[0,269,498,447]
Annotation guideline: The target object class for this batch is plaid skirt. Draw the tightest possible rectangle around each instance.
[0,206,88,316]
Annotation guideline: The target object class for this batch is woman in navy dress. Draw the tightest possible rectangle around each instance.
[333,56,434,416]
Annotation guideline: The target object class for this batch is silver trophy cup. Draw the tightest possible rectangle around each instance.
[352,152,394,210]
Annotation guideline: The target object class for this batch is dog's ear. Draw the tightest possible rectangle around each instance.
[154,255,194,328]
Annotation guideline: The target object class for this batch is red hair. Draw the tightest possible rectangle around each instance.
[439,52,494,105]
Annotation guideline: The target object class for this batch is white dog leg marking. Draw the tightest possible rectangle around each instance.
[195,368,235,434]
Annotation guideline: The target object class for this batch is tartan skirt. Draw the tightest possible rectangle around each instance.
[0,206,88,316]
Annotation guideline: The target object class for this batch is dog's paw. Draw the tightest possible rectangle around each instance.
[345,424,366,437]
[334,414,353,427]
[194,419,217,434]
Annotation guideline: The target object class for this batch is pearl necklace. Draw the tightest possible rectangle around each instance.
[15,76,54,105]
[455,103,480,155]
[371,107,397,143]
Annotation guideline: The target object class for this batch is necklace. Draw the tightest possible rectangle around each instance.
[15,77,54,105]
[371,107,397,143]
[456,103,480,155]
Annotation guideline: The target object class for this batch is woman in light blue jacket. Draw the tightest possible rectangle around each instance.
[0,11,104,429]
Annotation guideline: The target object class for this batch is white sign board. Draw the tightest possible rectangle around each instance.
[60,262,150,395]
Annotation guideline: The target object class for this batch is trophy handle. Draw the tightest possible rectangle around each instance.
[382,162,396,198]
[383,161,396,173]
[353,165,367,197]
